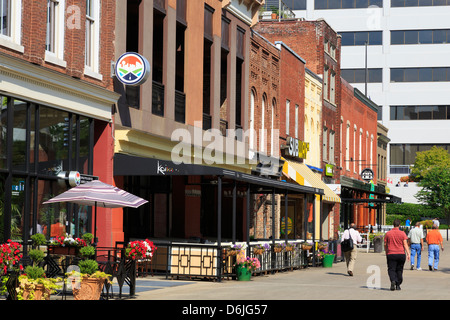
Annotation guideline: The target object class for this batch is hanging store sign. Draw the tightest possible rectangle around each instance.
[360,168,374,181]
[325,164,334,177]
[283,137,310,160]
[58,171,98,187]
[115,52,150,86]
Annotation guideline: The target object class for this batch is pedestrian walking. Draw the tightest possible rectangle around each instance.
[341,223,362,276]
[384,219,410,291]
[425,224,444,271]
[408,222,424,270]
[433,218,440,228]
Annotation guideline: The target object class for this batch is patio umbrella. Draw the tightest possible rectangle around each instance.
[43,180,148,242]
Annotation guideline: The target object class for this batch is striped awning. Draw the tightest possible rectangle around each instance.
[282,160,341,203]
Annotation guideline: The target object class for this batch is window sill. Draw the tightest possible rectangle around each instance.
[0,36,24,53]
[84,67,103,81]
[45,52,67,68]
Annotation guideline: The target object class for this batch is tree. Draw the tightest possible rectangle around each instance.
[411,146,450,180]
[415,166,450,222]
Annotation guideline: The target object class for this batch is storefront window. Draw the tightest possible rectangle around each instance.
[0,174,4,240]
[39,179,67,239]
[38,106,69,175]
[77,116,91,173]
[12,100,29,171]
[11,176,26,241]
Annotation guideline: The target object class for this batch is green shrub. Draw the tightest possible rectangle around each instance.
[31,234,47,247]
[24,266,45,280]
[79,245,95,258]
[78,259,99,275]
[82,233,94,245]
[28,249,45,265]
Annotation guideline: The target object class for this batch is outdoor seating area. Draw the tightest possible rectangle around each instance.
[137,239,335,281]
[1,235,346,300]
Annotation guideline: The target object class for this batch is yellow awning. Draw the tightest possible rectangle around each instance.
[282,160,341,203]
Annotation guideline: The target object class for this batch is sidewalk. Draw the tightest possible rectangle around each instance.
[127,241,450,301]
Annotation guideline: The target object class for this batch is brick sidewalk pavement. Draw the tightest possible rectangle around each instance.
[131,241,450,301]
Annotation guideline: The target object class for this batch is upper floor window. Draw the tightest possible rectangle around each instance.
[1,0,10,36]
[85,0,102,79]
[391,29,450,45]
[340,31,382,46]
[342,68,382,83]
[391,67,450,82]
[0,0,23,53]
[46,0,66,67]
[315,0,382,9]
[391,0,450,7]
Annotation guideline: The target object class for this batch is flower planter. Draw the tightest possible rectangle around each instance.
[72,277,105,300]
[236,265,252,281]
[21,284,51,300]
[301,244,313,251]
[48,246,78,256]
[253,249,264,255]
[322,254,335,268]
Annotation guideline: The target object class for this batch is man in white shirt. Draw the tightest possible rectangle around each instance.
[341,223,362,276]
[408,222,424,270]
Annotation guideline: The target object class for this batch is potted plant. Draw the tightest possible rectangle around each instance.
[0,240,23,299]
[235,250,260,281]
[319,249,335,268]
[16,249,61,300]
[253,243,270,255]
[48,233,87,256]
[125,239,157,261]
[0,240,23,275]
[273,243,286,253]
[285,243,295,252]
[67,259,111,300]
[31,233,47,248]
[270,5,279,19]
[17,266,61,300]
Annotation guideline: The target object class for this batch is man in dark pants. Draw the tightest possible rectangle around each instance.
[384,219,410,291]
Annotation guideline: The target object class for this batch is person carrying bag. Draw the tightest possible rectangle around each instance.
[340,223,362,276]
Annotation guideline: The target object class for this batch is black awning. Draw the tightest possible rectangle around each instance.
[114,153,323,195]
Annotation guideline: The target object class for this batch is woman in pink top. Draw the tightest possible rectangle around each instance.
[384,219,410,291]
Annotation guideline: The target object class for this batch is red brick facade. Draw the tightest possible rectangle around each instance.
[249,31,280,156]
[253,19,342,183]
[276,41,305,146]
[4,0,116,91]
[340,79,378,183]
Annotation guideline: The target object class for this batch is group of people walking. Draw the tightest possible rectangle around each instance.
[341,219,444,291]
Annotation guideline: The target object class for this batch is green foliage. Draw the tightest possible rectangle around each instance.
[24,266,45,280]
[81,233,94,244]
[386,203,443,225]
[416,166,450,216]
[28,249,45,266]
[31,233,47,247]
[411,146,450,180]
[78,259,99,275]
[79,245,95,258]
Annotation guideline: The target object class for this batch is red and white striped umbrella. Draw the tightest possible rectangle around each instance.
[43,180,147,208]
[43,180,148,241]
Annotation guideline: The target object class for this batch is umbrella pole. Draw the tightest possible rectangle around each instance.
[94,201,98,245]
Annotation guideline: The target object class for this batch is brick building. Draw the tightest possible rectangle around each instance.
[254,19,342,240]
[340,78,381,230]
[0,0,119,245]
[112,0,320,246]
[249,30,281,238]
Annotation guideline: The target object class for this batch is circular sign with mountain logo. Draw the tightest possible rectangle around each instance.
[115,52,150,86]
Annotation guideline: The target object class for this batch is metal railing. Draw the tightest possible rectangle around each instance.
[259,0,295,20]
[145,240,315,281]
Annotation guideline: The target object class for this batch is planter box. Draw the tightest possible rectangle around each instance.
[48,246,78,256]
